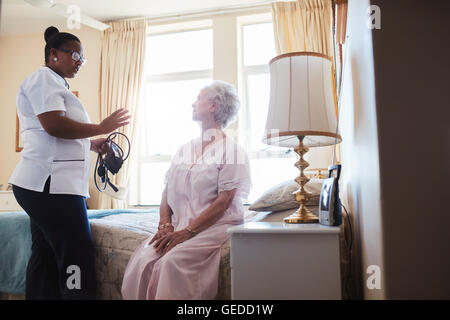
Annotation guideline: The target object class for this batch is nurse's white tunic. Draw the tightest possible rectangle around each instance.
[9,66,91,197]
[121,136,251,300]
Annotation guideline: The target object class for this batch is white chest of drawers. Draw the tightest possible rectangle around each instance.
[228,221,341,300]
[0,190,22,212]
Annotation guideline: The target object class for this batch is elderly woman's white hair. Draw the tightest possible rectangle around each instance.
[202,80,240,128]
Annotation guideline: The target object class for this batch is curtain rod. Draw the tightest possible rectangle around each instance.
[107,1,285,24]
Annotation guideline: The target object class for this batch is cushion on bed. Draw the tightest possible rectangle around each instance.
[249,178,323,212]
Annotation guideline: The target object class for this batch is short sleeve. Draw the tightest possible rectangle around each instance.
[26,70,67,116]
[218,143,252,201]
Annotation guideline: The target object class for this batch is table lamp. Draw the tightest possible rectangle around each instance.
[263,52,342,224]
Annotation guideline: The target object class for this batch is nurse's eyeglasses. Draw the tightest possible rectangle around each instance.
[57,48,87,66]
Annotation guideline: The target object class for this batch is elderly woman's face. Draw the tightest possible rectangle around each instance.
[192,89,214,122]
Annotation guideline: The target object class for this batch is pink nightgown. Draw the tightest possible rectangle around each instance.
[121,135,251,300]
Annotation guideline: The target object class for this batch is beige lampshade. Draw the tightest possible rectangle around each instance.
[263,52,342,148]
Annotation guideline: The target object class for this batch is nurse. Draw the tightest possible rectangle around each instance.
[9,26,130,300]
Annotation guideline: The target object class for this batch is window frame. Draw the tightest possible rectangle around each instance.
[131,26,214,205]
[238,20,296,160]
[130,11,299,206]
[141,25,214,164]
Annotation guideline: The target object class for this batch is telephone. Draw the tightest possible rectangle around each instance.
[319,164,342,226]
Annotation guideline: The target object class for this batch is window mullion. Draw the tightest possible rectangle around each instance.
[132,17,284,206]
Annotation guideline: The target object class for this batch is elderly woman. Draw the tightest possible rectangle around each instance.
[121,81,251,300]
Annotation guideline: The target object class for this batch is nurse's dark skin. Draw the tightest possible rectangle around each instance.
[48,39,84,79]
[37,39,130,147]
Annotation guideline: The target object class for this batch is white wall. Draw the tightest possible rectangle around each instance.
[341,0,450,299]
[370,0,450,299]
[340,0,385,299]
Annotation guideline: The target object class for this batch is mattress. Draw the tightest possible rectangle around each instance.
[0,209,156,297]
[2,208,335,300]
[90,209,273,300]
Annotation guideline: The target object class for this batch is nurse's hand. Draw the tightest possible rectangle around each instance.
[100,108,131,134]
[90,138,108,154]
[153,229,192,255]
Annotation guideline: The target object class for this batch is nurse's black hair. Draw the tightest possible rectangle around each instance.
[44,26,80,64]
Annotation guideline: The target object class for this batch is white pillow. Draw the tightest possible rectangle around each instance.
[249,179,323,212]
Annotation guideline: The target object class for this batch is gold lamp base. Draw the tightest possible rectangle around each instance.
[284,206,319,224]
[284,135,319,224]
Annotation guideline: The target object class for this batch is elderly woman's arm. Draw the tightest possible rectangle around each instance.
[188,189,237,233]
[149,187,174,245]
[158,187,173,225]
[153,188,237,255]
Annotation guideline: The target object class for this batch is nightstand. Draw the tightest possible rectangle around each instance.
[227,221,341,299]
[0,190,22,212]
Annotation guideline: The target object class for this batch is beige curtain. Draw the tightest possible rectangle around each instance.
[271,0,334,57]
[272,0,337,115]
[335,0,348,93]
[98,19,146,209]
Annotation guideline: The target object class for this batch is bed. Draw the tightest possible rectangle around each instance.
[0,207,293,300]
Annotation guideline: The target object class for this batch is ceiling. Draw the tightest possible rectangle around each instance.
[1,0,273,36]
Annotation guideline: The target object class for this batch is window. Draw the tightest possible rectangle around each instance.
[129,28,213,205]
[129,14,299,206]
[240,22,298,203]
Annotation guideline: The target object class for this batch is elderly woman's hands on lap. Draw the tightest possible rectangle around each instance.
[151,229,192,255]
